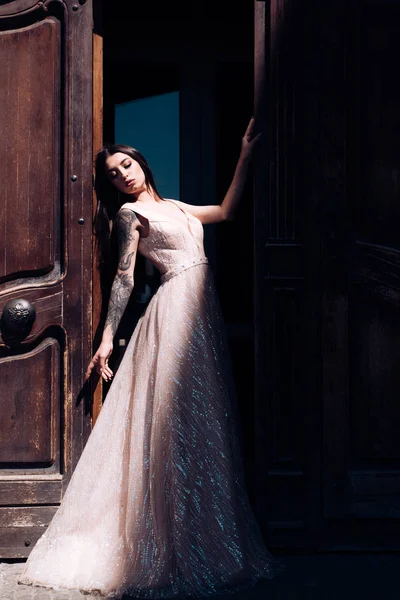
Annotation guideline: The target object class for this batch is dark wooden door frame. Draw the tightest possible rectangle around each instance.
[253,0,313,545]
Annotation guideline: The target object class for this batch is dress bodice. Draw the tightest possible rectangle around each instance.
[120,200,208,281]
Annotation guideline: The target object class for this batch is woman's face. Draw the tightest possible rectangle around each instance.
[105,152,147,196]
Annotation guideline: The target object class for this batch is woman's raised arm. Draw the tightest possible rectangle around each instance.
[176,117,261,224]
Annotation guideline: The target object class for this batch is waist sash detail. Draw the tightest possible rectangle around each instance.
[161,257,209,283]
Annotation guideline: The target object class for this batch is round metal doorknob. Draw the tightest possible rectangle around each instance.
[1,299,36,344]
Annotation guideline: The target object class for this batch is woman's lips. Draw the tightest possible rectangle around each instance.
[126,180,135,188]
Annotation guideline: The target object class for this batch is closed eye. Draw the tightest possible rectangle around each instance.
[108,161,132,179]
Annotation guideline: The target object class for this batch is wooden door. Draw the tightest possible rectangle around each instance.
[0,0,93,557]
[321,0,400,541]
[254,0,400,548]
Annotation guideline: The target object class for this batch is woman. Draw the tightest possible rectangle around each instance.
[19,118,280,598]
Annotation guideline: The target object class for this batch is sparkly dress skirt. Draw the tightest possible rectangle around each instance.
[20,208,280,598]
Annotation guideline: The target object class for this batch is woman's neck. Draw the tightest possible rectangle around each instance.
[131,189,160,204]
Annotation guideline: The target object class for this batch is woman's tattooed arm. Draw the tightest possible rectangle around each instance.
[103,209,141,339]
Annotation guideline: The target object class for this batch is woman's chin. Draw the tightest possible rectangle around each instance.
[121,188,137,197]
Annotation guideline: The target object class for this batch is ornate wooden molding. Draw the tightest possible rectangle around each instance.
[354,241,400,307]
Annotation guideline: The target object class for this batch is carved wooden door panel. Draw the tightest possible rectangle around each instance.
[0,0,93,557]
[321,1,400,536]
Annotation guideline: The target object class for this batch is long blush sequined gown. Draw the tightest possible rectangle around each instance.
[20,200,279,598]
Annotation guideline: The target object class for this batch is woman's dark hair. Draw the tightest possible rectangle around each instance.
[93,144,163,324]
[94,144,162,267]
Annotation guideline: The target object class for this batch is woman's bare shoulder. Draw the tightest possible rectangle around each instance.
[117,203,149,235]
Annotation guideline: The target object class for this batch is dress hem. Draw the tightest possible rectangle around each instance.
[18,565,283,599]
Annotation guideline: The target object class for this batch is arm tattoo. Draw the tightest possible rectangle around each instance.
[105,271,134,336]
[104,210,140,337]
[117,209,139,254]
[120,251,134,272]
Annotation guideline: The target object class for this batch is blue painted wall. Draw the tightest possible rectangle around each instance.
[115,91,180,200]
